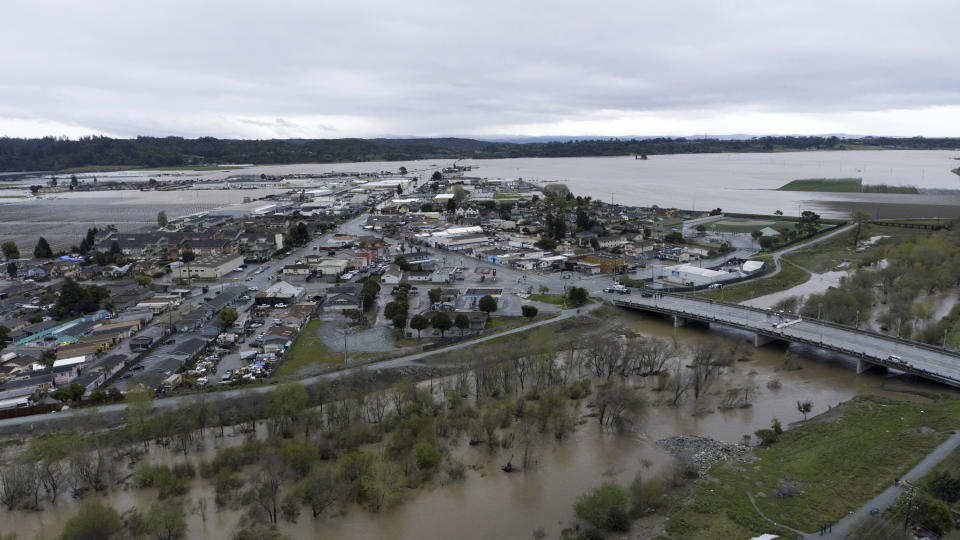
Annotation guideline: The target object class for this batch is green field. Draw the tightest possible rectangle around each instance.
[666,395,960,539]
[707,217,801,233]
[276,321,343,376]
[782,223,929,273]
[777,178,863,192]
[527,293,567,306]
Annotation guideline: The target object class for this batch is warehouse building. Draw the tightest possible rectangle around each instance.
[172,254,243,281]
[662,264,741,287]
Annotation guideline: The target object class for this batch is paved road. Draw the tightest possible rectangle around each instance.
[0,303,600,428]
[612,292,960,388]
[764,223,854,279]
[815,429,960,539]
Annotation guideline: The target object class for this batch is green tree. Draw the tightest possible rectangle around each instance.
[5,261,16,278]
[51,383,86,402]
[180,246,195,284]
[428,287,443,304]
[566,286,589,307]
[454,313,470,336]
[146,500,187,539]
[157,211,168,227]
[431,312,452,337]
[34,237,53,258]
[135,274,152,287]
[218,308,239,328]
[268,383,309,436]
[431,171,442,181]
[413,441,441,471]
[534,236,557,250]
[751,229,763,246]
[1,240,19,260]
[392,314,407,330]
[521,305,539,320]
[410,314,429,339]
[796,210,821,236]
[478,295,498,315]
[284,440,320,477]
[573,483,630,532]
[59,500,123,540]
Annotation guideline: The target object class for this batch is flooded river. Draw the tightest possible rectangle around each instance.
[3,310,938,540]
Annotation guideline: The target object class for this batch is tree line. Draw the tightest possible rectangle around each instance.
[3,135,959,173]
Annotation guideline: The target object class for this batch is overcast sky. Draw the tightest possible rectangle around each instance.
[2,0,959,139]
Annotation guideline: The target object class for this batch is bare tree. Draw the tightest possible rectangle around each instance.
[594,382,646,430]
[584,335,622,379]
[301,465,341,518]
[690,343,716,400]
[668,359,692,406]
[0,463,41,510]
[251,458,284,524]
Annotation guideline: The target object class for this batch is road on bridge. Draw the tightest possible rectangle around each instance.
[613,292,960,388]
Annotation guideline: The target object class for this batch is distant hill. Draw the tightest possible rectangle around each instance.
[0,135,957,173]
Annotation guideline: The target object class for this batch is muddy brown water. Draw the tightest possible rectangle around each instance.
[4,310,940,539]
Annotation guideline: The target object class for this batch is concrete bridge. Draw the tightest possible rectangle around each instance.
[611,292,960,388]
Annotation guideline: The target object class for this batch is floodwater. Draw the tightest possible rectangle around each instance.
[0,188,285,251]
[459,150,960,218]
[165,150,960,218]
[3,310,938,540]
[742,270,850,309]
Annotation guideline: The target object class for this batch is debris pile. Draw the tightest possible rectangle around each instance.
[656,435,749,475]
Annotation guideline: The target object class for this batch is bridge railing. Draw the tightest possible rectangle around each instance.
[614,290,960,360]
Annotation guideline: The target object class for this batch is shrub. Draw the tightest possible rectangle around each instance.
[928,470,960,503]
[414,441,442,471]
[628,474,665,516]
[754,428,779,446]
[573,483,630,532]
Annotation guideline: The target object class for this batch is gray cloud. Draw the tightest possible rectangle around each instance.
[1,0,958,138]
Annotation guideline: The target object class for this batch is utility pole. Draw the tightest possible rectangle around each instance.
[903,482,916,532]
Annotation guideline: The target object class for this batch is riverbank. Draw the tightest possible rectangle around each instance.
[664,394,960,538]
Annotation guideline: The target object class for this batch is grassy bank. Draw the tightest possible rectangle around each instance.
[665,395,960,539]
[527,293,567,306]
[782,223,929,273]
[693,258,810,303]
[778,178,862,192]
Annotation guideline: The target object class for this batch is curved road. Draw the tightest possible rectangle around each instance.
[0,303,601,429]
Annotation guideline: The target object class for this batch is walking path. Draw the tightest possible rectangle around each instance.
[0,302,601,428]
[813,429,960,539]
